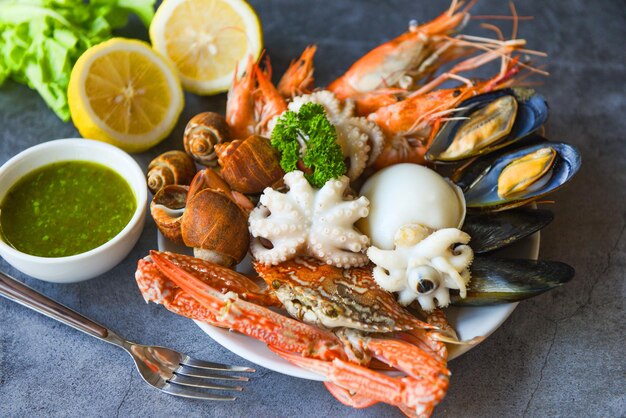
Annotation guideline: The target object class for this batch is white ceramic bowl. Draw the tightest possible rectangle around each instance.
[0,138,147,283]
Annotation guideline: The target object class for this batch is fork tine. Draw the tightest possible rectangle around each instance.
[182,356,255,373]
[175,365,251,381]
[168,374,244,391]
[161,383,237,401]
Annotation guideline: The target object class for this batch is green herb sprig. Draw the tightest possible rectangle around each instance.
[270,102,346,188]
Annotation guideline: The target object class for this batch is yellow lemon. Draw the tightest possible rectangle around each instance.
[68,38,184,153]
[150,0,262,95]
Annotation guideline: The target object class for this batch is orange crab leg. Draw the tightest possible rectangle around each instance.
[365,339,450,384]
[150,250,279,306]
[397,329,447,361]
[150,251,346,361]
[136,259,229,327]
[273,347,448,415]
[323,383,380,409]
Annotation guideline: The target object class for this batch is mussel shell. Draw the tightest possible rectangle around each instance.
[463,208,554,254]
[455,138,581,212]
[426,88,548,162]
[451,257,574,306]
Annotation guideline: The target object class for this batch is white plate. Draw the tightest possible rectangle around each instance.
[158,231,539,381]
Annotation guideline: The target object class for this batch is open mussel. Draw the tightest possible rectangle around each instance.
[450,257,575,306]
[463,208,554,254]
[454,138,581,212]
[426,88,548,162]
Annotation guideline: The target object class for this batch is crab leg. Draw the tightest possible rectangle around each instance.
[273,345,448,416]
[397,329,447,360]
[323,383,380,409]
[150,250,280,306]
[149,251,346,361]
[136,258,229,327]
[365,338,449,384]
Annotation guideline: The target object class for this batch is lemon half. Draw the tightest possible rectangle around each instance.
[68,38,184,153]
[150,0,263,95]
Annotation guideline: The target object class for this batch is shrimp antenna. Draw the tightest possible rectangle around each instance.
[447,0,476,18]
[509,1,519,40]
[461,0,478,14]
[455,35,547,57]
[446,0,470,16]
[470,15,533,21]
[447,0,459,15]
[480,23,505,42]
[509,62,549,87]
[449,35,549,75]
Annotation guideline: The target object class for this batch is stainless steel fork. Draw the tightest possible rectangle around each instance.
[0,271,254,400]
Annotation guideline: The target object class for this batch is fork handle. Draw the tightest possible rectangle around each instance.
[0,271,109,339]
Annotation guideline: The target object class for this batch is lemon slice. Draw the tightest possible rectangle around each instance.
[150,0,262,95]
[68,38,184,153]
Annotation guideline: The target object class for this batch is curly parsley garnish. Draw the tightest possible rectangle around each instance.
[270,102,346,188]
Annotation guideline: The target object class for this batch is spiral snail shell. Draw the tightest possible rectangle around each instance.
[183,112,231,167]
[150,185,188,245]
[215,135,284,194]
[181,169,251,267]
[147,151,197,195]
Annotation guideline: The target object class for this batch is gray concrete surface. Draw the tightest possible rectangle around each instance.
[1,0,624,416]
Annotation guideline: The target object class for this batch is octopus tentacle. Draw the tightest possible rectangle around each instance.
[250,171,370,268]
[367,224,474,310]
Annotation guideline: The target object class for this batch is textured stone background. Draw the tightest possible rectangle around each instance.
[1,0,625,417]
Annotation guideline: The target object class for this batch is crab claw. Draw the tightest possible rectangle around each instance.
[136,258,228,327]
[147,251,346,361]
[150,250,280,307]
[271,334,449,417]
[323,383,380,409]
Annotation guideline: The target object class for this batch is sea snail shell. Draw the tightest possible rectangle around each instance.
[215,135,284,194]
[180,169,252,267]
[147,151,197,195]
[150,185,188,245]
[184,112,231,167]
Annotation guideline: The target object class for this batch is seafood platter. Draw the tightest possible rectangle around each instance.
[137,2,581,416]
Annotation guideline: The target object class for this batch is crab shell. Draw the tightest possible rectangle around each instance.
[253,257,430,333]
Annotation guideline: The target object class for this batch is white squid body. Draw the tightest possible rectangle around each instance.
[269,90,384,180]
[249,171,370,268]
[367,223,474,311]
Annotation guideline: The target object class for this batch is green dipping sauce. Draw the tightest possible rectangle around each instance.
[0,160,136,257]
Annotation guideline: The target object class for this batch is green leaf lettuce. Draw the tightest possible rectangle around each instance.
[0,0,156,121]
